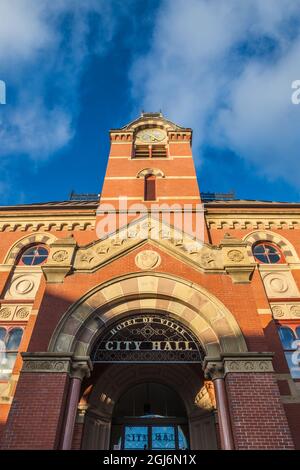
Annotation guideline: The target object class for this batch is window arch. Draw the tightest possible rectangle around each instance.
[144,175,156,201]
[252,241,284,264]
[0,327,24,379]
[17,244,49,266]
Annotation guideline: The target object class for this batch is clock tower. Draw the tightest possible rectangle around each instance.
[97,112,206,241]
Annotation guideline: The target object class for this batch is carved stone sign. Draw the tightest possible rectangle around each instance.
[92,315,204,363]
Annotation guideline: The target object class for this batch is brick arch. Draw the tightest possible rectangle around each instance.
[49,273,247,357]
[243,230,300,264]
[3,232,57,265]
[136,168,165,178]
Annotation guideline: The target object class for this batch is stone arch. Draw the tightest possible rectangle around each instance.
[136,168,165,178]
[3,232,57,265]
[49,272,247,357]
[82,363,217,450]
[243,230,300,264]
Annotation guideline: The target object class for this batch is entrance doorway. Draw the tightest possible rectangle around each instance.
[110,383,189,450]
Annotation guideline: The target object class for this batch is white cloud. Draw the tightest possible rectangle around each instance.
[131,0,300,188]
[0,0,123,159]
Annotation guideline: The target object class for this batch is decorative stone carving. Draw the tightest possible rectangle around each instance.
[22,359,70,373]
[0,307,12,319]
[223,354,274,374]
[15,279,34,294]
[195,384,215,411]
[262,271,300,299]
[290,305,300,318]
[227,250,244,262]
[200,252,216,268]
[15,307,30,319]
[135,250,161,270]
[272,306,285,318]
[203,361,225,380]
[4,273,40,299]
[271,303,300,319]
[52,250,68,262]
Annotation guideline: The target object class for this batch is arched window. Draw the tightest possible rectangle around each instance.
[278,326,296,350]
[252,242,283,264]
[144,175,156,201]
[0,327,24,379]
[18,244,49,266]
[278,326,300,379]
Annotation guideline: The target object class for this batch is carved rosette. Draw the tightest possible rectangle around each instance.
[271,303,300,319]
[135,250,161,270]
[52,250,69,263]
[0,307,12,319]
[223,356,274,374]
[227,250,244,262]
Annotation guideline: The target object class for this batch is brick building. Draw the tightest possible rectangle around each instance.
[0,112,299,450]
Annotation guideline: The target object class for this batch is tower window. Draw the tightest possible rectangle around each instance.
[144,175,156,201]
[18,245,49,266]
[134,145,150,158]
[133,145,167,159]
[151,145,167,158]
[252,242,283,264]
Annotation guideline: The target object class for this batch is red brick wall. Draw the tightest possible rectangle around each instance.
[0,372,69,449]
[226,372,294,449]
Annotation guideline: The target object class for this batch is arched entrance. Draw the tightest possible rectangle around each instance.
[111,382,189,450]
[81,363,218,450]
[48,273,247,450]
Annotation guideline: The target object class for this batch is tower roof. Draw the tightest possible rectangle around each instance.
[112,112,191,133]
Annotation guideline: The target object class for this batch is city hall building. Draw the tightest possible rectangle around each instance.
[0,112,300,450]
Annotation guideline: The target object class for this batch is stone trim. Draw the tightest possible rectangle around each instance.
[204,353,274,379]
[223,353,274,374]
[21,353,92,380]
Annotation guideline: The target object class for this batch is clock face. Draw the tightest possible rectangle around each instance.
[137,128,166,143]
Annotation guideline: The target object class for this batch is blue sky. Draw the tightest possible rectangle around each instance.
[0,0,300,205]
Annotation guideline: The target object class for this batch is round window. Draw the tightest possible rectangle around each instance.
[252,242,283,264]
[19,245,49,266]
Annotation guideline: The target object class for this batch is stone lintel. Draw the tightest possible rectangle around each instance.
[203,352,274,378]
[21,352,92,380]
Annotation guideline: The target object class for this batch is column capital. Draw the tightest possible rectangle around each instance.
[203,358,225,380]
[70,356,93,380]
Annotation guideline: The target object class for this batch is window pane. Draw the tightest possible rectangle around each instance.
[268,254,281,263]
[37,247,48,257]
[152,426,176,450]
[278,327,296,350]
[253,245,264,254]
[20,245,49,266]
[0,327,6,342]
[124,426,148,450]
[285,350,300,379]
[6,328,23,351]
[266,245,278,254]
[0,352,17,379]
[254,254,268,263]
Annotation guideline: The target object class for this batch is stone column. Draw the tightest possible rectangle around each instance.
[204,359,235,450]
[60,357,92,450]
